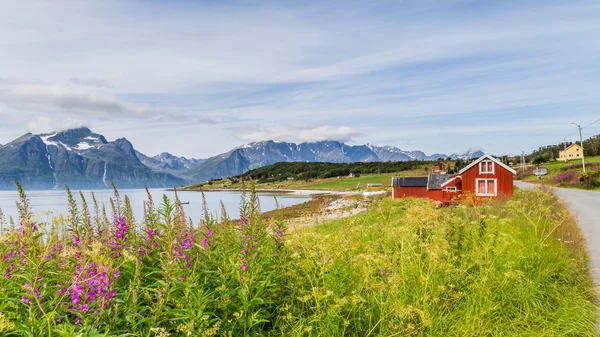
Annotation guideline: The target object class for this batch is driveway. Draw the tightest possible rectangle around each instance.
[515,181,600,285]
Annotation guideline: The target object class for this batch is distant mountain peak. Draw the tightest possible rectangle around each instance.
[136,151,205,175]
[39,127,108,153]
[0,128,184,190]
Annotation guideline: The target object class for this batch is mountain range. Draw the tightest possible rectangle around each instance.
[0,127,484,190]
[185,141,484,182]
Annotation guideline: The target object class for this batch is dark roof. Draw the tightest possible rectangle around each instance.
[427,173,453,190]
[392,177,428,187]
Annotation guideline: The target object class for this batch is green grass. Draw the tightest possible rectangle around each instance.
[285,189,596,335]
[185,170,428,191]
[296,174,396,190]
[0,184,595,335]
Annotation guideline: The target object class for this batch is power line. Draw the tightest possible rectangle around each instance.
[582,117,600,130]
[523,117,599,157]
[558,117,600,145]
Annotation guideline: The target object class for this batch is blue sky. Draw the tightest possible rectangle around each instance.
[0,0,599,158]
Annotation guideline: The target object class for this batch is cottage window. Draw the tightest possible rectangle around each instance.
[479,160,494,174]
[446,187,457,192]
[476,179,497,196]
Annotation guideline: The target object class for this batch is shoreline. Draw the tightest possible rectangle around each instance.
[174,187,365,197]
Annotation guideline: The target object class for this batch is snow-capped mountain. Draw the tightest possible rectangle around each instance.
[449,148,485,160]
[136,151,205,176]
[185,140,484,183]
[0,127,185,190]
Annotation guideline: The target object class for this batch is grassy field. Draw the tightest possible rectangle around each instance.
[285,189,596,335]
[0,184,596,335]
[184,169,428,192]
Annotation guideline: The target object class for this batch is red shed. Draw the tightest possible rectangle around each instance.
[433,163,445,173]
[392,177,428,199]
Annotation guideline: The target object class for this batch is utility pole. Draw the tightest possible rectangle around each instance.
[571,123,586,172]
[563,138,567,162]
[521,150,525,172]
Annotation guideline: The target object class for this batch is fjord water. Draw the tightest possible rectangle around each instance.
[0,189,310,225]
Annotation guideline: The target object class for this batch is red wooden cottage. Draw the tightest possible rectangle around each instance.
[392,154,516,205]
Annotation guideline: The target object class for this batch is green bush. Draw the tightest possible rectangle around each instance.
[578,171,600,188]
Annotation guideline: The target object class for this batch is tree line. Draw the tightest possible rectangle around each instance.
[237,161,436,183]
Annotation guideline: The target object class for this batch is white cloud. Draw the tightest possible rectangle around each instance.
[26,116,85,134]
[0,83,148,117]
[231,125,361,143]
[69,77,110,88]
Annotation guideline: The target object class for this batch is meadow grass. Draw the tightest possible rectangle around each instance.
[283,189,596,336]
[184,169,428,192]
[297,174,400,190]
[0,182,596,336]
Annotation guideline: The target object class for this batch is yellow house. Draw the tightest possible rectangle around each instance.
[558,144,583,161]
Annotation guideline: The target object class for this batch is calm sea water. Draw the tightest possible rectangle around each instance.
[0,189,310,226]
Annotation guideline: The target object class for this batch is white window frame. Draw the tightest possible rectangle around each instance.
[475,178,497,196]
[479,160,495,174]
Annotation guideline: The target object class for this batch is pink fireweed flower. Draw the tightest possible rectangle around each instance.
[18,220,37,235]
[241,263,247,271]
[110,217,129,257]
[3,251,15,262]
[65,264,119,317]
[274,229,285,246]
[21,296,30,304]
